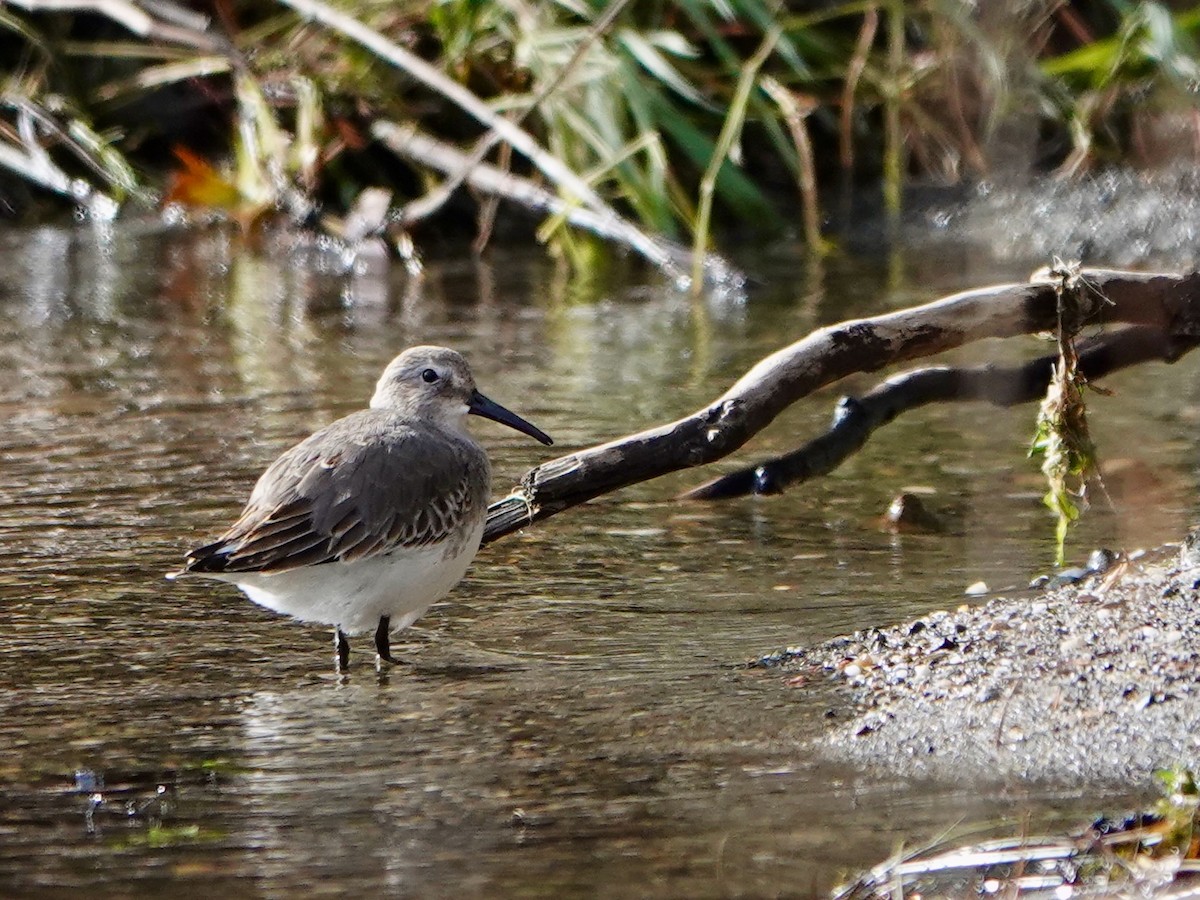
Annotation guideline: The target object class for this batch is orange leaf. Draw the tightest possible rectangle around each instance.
[165,146,241,210]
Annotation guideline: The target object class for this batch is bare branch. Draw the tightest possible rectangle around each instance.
[277,0,692,282]
[482,268,1200,544]
[395,0,636,232]
[684,325,1200,500]
[372,121,690,278]
[6,0,226,51]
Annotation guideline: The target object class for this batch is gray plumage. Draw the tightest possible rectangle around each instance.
[175,345,552,665]
[185,415,492,574]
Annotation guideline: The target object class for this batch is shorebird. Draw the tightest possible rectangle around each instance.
[173,346,553,669]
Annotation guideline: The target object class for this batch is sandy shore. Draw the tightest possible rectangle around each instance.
[765,535,1200,783]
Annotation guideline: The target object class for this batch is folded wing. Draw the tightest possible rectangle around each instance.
[184,413,489,575]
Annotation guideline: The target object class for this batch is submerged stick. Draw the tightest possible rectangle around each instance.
[482,268,1200,544]
[684,325,1199,499]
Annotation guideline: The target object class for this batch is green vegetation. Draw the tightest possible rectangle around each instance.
[1029,259,1105,566]
[112,823,225,849]
[2,1,1200,265]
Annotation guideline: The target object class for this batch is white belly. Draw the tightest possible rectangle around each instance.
[209,522,485,634]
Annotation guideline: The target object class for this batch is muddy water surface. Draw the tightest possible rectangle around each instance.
[1,226,1198,897]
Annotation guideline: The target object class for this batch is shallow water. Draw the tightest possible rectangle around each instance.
[1,224,1198,897]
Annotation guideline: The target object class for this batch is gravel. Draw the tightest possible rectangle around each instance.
[766,537,1200,783]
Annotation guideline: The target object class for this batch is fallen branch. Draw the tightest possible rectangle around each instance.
[6,0,227,51]
[372,121,690,279]
[683,324,1200,499]
[393,0,635,234]
[279,0,690,283]
[482,268,1200,544]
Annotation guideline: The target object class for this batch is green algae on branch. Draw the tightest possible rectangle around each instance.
[1028,259,1107,567]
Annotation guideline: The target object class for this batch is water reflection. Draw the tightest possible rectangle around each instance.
[0,225,1197,895]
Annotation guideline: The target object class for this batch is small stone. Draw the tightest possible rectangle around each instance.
[1087,548,1116,574]
[1059,635,1086,655]
[1127,690,1152,709]
[884,492,944,532]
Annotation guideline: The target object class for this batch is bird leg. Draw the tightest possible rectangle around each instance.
[374,615,406,665]
[334,627,350,671]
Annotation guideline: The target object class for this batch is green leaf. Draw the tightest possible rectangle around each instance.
[622,61,779,223]
[617,28,707,106]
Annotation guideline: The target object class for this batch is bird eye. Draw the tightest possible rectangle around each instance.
[421,368,439,383]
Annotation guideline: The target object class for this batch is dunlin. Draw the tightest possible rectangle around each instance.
[174,346,552,669]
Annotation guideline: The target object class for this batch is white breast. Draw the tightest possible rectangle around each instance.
[215,521,487,634]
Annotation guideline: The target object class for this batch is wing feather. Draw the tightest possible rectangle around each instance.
[185,411,490,575]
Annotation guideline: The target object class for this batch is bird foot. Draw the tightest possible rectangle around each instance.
[374,615,413,666]
[334,627,351,672]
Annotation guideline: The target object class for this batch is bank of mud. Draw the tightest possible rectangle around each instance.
[765,536,1200,783]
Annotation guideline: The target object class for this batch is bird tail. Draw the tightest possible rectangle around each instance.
[165,539,234,580]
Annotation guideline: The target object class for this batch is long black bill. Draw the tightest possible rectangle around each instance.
[468,390,554,445]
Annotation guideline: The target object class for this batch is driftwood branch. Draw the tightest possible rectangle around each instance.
[482,268,1200,545]
[683,324,1200,500]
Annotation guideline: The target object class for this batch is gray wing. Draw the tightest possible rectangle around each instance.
[185,412,490,574]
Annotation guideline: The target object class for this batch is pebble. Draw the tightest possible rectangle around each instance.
[774,543,1200,781]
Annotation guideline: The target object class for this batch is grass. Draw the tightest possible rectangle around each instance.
[2,1,1200,268]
